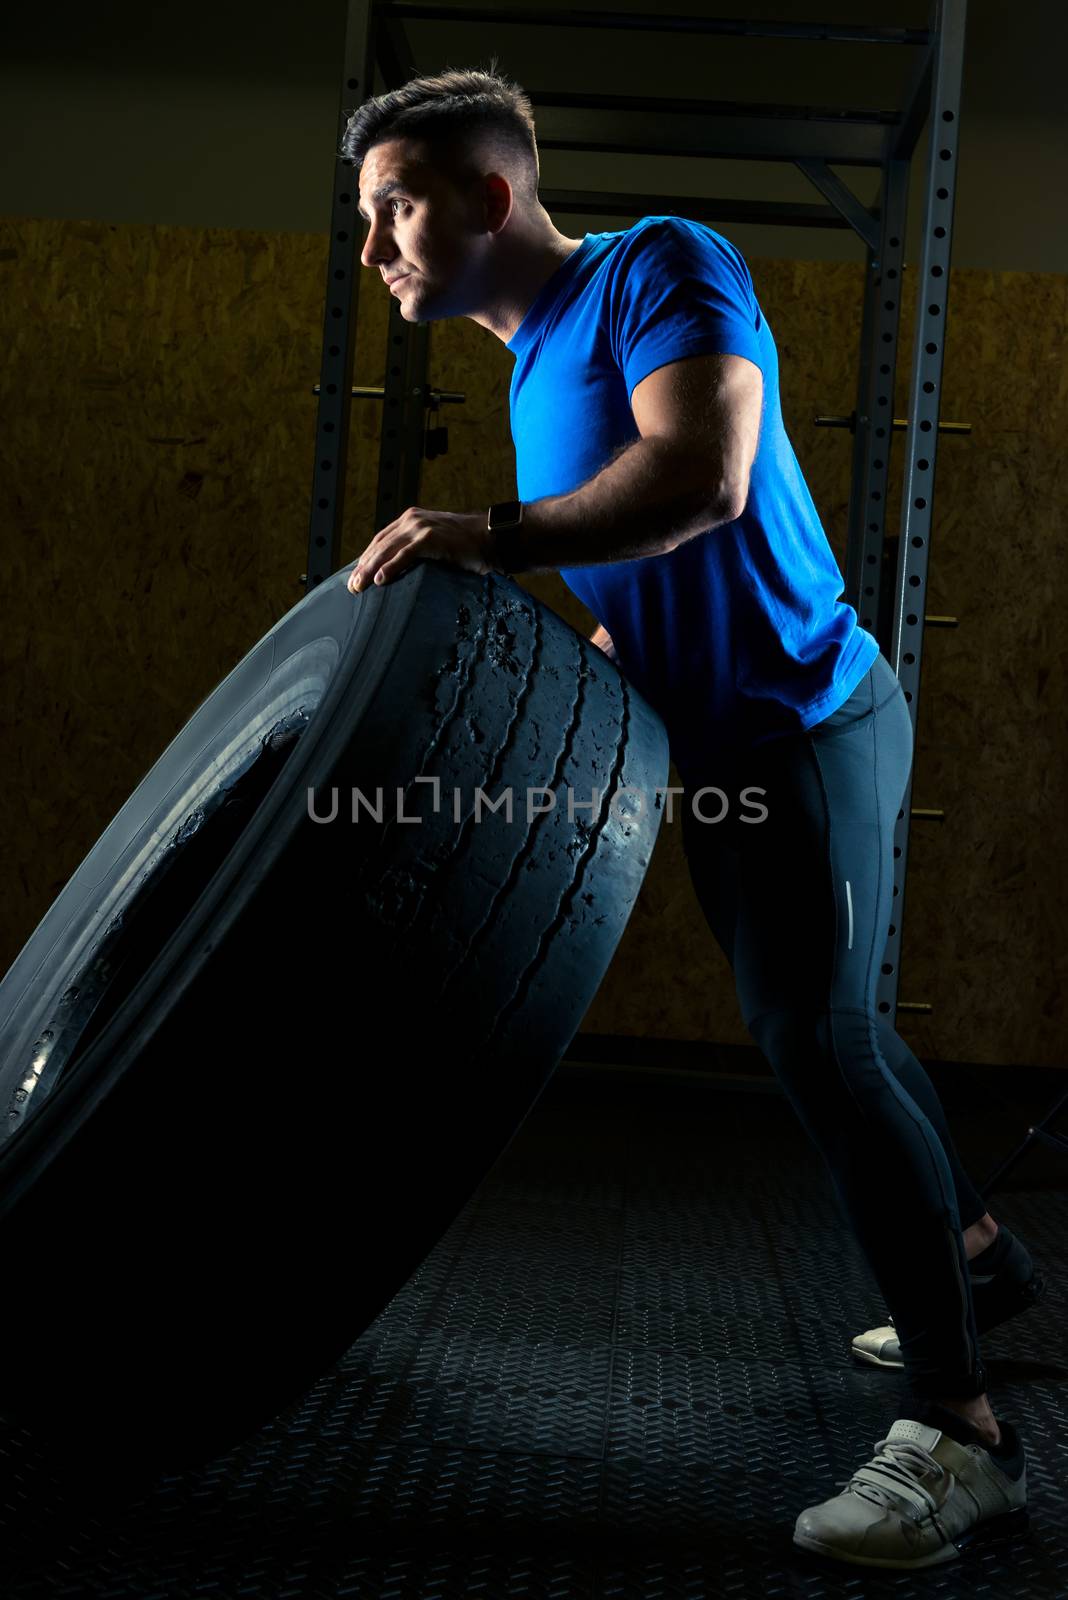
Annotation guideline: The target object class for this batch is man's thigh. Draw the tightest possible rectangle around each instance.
[680,689,912,1027]
[679,793,741,970]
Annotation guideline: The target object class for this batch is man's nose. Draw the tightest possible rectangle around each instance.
[360,220,395,269]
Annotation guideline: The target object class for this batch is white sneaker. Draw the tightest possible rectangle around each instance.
[793,1414,1028,1569]
[852,1319,903,1369]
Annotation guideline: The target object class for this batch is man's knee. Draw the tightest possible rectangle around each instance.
[748,1005,883,1087]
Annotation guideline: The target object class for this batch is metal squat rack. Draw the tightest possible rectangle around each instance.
[305,0,968,1030]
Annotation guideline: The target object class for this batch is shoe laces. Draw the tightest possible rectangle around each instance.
[839,1436,947,1519]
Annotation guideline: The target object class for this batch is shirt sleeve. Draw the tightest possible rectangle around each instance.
[608,216,767,404]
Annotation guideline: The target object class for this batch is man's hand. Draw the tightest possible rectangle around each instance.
[590,623,618,663]
[348,507,496,594]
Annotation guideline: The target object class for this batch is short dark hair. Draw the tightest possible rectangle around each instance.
[339,63,540,202]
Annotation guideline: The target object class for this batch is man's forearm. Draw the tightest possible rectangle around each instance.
[493,436,736,576]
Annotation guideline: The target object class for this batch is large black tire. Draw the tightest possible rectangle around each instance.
[0,563,669,1476]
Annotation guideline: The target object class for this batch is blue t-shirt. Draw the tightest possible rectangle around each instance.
[505,215,879,777]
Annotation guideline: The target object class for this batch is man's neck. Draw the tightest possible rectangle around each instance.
[468,228,585,345]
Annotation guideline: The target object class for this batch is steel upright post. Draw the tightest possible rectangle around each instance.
[876,0,969,1022]
[305,0,376,592]
[844,159,910,641]
[375,300,430,529]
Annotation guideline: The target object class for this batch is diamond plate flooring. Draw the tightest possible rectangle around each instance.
[2,1064,1066,1599]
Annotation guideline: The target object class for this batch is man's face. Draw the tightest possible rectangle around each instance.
[357,137,486,322]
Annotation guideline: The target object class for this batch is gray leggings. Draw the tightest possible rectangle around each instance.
[679,652,989,1399]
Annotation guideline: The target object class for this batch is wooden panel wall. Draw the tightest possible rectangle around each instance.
[1,217,1064,1067]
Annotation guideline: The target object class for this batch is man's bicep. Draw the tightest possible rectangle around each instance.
[630,352,764,521]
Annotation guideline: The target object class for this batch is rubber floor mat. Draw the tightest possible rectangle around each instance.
[2,1068,1065,1598]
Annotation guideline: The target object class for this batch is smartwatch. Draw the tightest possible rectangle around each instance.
[486,500,524,572]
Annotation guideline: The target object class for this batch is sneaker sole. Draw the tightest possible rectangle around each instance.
[793,1506,1030,1569]
[850,1273,1047,1372]
[850,1341,905,1370]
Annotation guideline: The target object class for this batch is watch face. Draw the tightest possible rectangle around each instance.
[490,501,522,530]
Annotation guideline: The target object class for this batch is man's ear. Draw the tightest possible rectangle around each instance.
[482,172,514,235]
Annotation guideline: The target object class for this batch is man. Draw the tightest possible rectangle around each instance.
[340,66,1042,1568]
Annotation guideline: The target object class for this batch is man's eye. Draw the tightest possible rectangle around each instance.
[391,199,409,216]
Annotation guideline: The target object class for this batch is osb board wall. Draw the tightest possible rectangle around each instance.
[0,216,1064,1068]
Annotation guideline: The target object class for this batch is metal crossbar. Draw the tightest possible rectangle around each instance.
[376,5,931,48]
